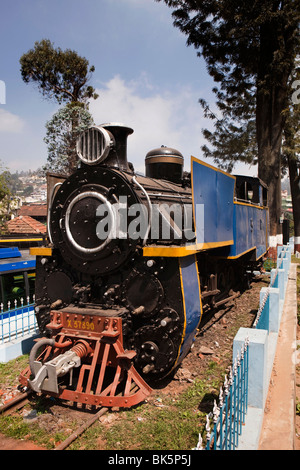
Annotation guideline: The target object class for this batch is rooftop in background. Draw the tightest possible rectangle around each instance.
[6,216,47,235]
[18,204,47,219]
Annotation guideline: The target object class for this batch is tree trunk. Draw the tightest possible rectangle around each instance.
[256,83,285,252]
[256,23,289,255]
[68,104,80,175]
[288,155,300,253]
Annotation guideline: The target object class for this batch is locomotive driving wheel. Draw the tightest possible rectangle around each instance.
[132,325,176,378]
[123,270,164,317]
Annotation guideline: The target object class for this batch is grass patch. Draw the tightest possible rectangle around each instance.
[69,363,225,450]
[263,257,277,272]
[69,392,204,450]
[0,355,29,388]
[0,352,228,450]
[0,413,64,449]
[0,356,70,449]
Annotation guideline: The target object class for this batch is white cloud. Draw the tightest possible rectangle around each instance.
[0,109,25,133]
[89,75,207,173]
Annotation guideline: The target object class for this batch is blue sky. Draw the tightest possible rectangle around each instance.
[0,0,256,175]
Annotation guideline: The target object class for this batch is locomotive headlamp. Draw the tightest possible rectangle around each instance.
[76,126,114,165]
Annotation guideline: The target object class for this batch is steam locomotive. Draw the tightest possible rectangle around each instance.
[20,123,269,408]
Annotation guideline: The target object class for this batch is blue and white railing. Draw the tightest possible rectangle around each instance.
[254,245,290,330]
[0,296,38,344]
[193,338,249,450]
[193,244,293,451]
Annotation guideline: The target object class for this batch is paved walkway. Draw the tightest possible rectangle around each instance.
[258,262,298,450]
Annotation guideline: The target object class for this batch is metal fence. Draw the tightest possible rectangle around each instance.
[194,244,291,451]
[253,247,287,330]
[0,295,38,344]
[193,338,249,450]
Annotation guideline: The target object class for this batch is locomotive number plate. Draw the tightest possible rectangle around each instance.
[66,319,95,331]
[48,310,123,337]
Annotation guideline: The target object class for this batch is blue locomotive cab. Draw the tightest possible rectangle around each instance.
[227,175,269,260]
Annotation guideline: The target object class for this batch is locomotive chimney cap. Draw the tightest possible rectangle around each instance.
[100,122,134,171]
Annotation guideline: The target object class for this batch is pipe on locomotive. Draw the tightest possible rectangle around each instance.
[29,338,55,378]
[131,176,152,246]
[28,338,91,394]
[47,182,62,244]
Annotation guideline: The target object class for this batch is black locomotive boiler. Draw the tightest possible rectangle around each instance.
[20,122,269,408]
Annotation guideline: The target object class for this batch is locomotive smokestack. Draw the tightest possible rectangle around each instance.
[101,122,134,172]
[76,122,134,171]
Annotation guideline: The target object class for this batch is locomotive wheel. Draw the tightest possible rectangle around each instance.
[132,325,176,377]
[123,271,164,317]
[46,270,73,304]
[217,272,226,292]
[156,307,181,335]
[227,265,236,289]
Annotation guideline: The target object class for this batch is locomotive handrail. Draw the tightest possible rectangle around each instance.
[147,193,192,199]
[47,182,63,244]
[234,197,262,206]
[132,176,152,246]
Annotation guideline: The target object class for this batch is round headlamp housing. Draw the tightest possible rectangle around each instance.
[76,126,114,165]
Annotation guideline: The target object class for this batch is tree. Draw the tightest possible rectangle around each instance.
[43,103,94,175]
[199,97,257,173]
[20,39,98,104]
[282,60,300,252]
[0,164,14,233]
[20,39,99,174]
[156,0,299,249]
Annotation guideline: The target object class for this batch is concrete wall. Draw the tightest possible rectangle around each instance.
[233,244,295,450]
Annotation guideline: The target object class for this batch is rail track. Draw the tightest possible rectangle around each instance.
[0,389,109,450]
[0,385,142,450]
[0,390,32,416]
